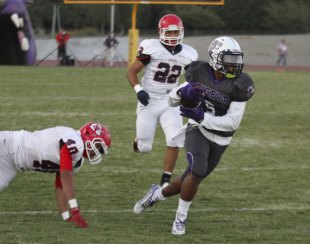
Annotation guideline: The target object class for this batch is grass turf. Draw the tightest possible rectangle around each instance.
[0,66,309,243]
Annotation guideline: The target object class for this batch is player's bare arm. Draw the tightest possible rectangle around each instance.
[127,59,144,88]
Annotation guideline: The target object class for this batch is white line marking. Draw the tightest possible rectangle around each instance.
[0,111,135,116]
[1,205,309,216]
[81,165,310,174]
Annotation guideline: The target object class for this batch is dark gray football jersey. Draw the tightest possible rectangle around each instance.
[185,61,255,116]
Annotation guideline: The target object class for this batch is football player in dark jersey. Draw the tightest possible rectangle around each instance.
[133,36,255,235]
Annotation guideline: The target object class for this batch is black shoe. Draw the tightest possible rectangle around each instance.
[133,139,140,153]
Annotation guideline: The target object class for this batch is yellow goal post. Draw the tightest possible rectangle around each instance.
[64,1,225,66]
[65,1,224,5]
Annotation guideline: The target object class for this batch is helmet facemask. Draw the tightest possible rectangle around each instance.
[84,138,108,165]
[159,27,184,46]
[79,122,111,165]
[217,51,244,78]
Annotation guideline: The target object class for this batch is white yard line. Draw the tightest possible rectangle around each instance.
[82,165,310,174]
[1,205,309,216]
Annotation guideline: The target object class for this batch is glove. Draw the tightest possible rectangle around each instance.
[180,105,204,123]
[178,82,205,103]
[137,90,150,106]
[70,207,89,228]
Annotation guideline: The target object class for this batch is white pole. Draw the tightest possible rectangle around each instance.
[56,5,61,32]
[110,1,115,67]
[51,5,56,38]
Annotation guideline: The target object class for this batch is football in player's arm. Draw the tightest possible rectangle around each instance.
[133,36,255,236]
[126,14,198,188]
[0,122,111,228]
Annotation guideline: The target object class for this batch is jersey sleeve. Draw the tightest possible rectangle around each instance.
[183,44,198,63]
[138,39,157,55]
[136,39,154,65]
[61,130,84,166]
[59,144,73,171]
[200,101,246,134]
[168,82,189,107]
[233,73,255,102]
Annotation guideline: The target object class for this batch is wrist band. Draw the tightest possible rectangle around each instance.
[61,211,70,221]
[68,198,78,209]
[134,84,143,93]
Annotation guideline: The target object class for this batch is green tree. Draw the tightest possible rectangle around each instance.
[176,6,224,35]
[26,0,310,36]
[261,0,310,34]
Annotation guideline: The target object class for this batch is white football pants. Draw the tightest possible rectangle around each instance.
[135,94,183,152]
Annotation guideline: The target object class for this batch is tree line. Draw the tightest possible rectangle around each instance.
[28,0,310,36]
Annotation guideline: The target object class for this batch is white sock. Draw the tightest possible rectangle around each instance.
[176,198,192,220]
[151,187,166,201]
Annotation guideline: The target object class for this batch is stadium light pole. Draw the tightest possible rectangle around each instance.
[51,4,56,38]
[50,0,62,38]
[56,4,61,32]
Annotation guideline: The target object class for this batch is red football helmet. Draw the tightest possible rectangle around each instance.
[79,122,111,165]
[158,14,184,46]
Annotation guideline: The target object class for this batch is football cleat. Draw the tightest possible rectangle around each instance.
[172,212,187,235]
[133,139,140,153]
[133,184,161,214]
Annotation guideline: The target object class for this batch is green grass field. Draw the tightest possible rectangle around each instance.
[0,66,309,244]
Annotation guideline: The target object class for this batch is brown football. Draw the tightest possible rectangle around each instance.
[180,98,199,108]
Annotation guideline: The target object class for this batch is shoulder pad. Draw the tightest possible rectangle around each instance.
[181,44,198,62]
[233,73,255,101]
[139,39,159,55]
[185,61,209,84]
[62,128,84,153]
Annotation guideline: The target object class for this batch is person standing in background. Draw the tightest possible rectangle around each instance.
[102,33,119,66]
[276,39,288,66]
[56,29,70,65]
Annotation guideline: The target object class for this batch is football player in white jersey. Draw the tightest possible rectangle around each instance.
[0,122,111,228]
[127,14,198,187]
[133,36,255,235]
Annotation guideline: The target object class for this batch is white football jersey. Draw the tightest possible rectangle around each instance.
[11,126,84,172]
[139,39,198,95]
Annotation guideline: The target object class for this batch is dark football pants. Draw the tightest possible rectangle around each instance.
[181,124,228,180]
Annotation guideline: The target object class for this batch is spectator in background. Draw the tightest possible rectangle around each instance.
[276,39,288,66]
[103,33,119,50]
[102,33,119,66]
[56,29,70,65]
